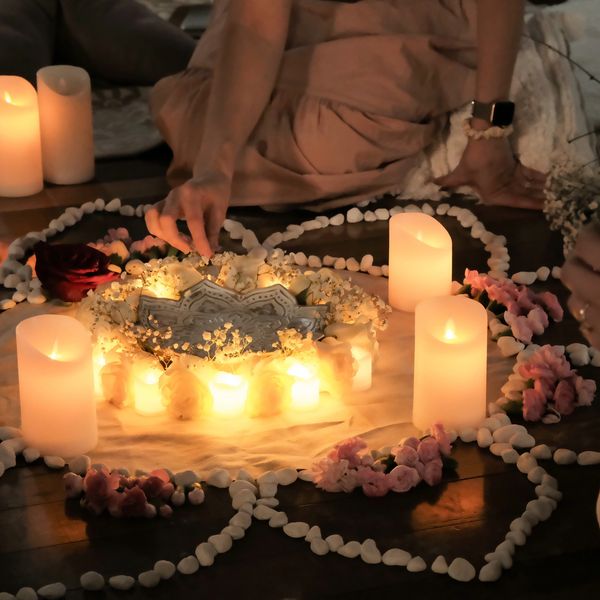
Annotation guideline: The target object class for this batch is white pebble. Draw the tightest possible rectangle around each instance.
[458,428,477,443]
[323,534,343,552]
[0,299,16,311]
[516,453,537,474]
[510,432,535,449]
[479,561,502,582]
[27,291,47,305]
[275,467,297,486]
[554,449,577,465]
[531,445,552,460]
[232,489,257,509]
[230,511,252,530]
[108,575,135,591]
[436,203,450,215]
[105,198,121,212]
[551,266,562,279]
[305,525,321,542]
[360,539,382,564]
[302,219,322,231]
[257,497,278,507]
[345,257,359,272]
[16,590,37,600]
[253,505,277,521]
[526,499,553,521]
[333,257,346,270]
[307,255,322,268]
[338,541,361,558]
[527,466,546,484]
[298,470,314,482]
[347,207,364,224]
[367,265,383,277]
[374,208,389,220]
[222,525,245,540]
[294,252,308,266]
[329,214,344,226]
[359,254,374,271]
[229,480,257,496]
[535,485,562,501]
[406,556,427,572]
[236,502,252,514]
[37,584,65,600]
[269,511,288,528]
[208,533,232,554]
[188,487,205,505]
[310,538,330,556]
[174,470,199,487]
[510,517,532,536]
[22,447,40,463]
[43,456,65,470]
[493,424,527,443]
[171,489,185,507]
[578,451,600,465]
[80,571,104,591]
[138,570,160,588]
[501,449,519,464]
[364,210,376,222]
[448,557,476,582]
[506,530,527,546]
[119,205,135,217]
[207,468,231,488]
[542,414,561,425]
[430,555,448,574]
[195,542,217,567]
[259,482,278,498]
[490,443,512,456]
[154,560,176,580]
[536,266,550,281]
[68,455,91,476]
[381,548,411,568]
[283,521,310,539]
[496,540,515,556]
[497,336,525,357]
[477,428,493,448]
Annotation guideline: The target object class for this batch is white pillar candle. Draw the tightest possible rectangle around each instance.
[388,213,452,312]
[16,315,97,456]
[37,65,94,185]
[287,362,320,411]
[132,358,166,416]
[351,346,372,392]
[209,372,248,417]
[413,296,487,431]
[0,77,43,197]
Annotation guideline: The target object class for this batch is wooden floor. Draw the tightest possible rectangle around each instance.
[0,147,599,599]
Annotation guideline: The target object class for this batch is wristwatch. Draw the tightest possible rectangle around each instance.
[471,100,515,128]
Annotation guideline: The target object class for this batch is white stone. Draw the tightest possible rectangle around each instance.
[230,479,257,496]
[294,252,308,266]
[337,541,361,558]
[551,265,562,279]
[374,208,390,220]
[496,540,515,556]
[208,533,233,553]
[27,291,46,305]
[330,213,344,226]
[307,537,328,556]
[531,444,552,460]
[506,530,527,546]
[307,255,322,268]
[389,206,404,216]
[195,542,217,567]
[367,265,383,277]
[325,534,344,552]
[3,437,25,454]
[15,589,36,600]
[527,466,546,484]
[479,417,502,432]
[510,432,535,449]
[578,451,600,466]
[0,299,16,311]
[253,505,277,521]
[298,470,314,482]
[269,511,288,528]
[154,560,176,580]
[333,257,346,270]
[381,264,389,276]
[526,499,553,521]
[494,413,512,426]
[207,468,231,488]
[259,482,277,498]
[315,216,330,227]
[0,593,16,600]
[536,266,550,281]
[477,428,493,448]
[174,470,199,487]
[37,584,66,599]
[479,560,502,582]
[510,517,532,536]
[493,424,527,443]
[12,291,26,303]
[80,571,104,591]
[554,448,577,465]
[436,203,450,215]
[458,427,477,443]
[43,456,65,469]
[590,347,600,367]
[302,219,322,231]
[448,557,476,582]
[542,473,558,488]
[305,525,321,542]
[81,201,95,214]
[490,443,512,456]
[23,447,41,464]
[222,525,245,540]
[232,489,257,510]
[323,255,336,266]
[188,487,205,505]
[359,254,374,271]
[138,570,160,588]
[275,468,297,486]
[364,210,377,222]
[535,485,562,501]
[406,556,427,572]
[542,414,561,425]
[3,274,21,289]
[105,198,121,212]
[257,497,279,508]
[497,336,525,357]
[230,511,252,530]
[501,449,519,464]
[242,230,259,250]
[283,521,310,538]
[430,555,448,574]
[347,207,364,224]
[108,575,135,591]
[568,346,590,366]
[119,205,135,217]
[68,455,91,476]
[516,453,537,474]
[486,550,512,570]
[171,490,185,507]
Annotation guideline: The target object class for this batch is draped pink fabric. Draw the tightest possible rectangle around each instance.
[151,0,478,210]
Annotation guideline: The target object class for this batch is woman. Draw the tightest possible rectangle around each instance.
[147,0,546,256]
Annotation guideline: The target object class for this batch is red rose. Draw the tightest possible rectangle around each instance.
[34,242,118,302]
[119,486,149,518]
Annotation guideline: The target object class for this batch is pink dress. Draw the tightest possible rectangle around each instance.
[151,0,478,210]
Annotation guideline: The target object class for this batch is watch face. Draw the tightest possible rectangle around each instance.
[491,102,515,127]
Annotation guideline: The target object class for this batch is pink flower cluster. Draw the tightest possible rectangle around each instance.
[463,270,563,343]
[64,467,176,518]
[312,424,453,498]
[88,228,169,266]
[516,345,596,421]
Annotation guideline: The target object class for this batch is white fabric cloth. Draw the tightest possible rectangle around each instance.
[0,274,512,476]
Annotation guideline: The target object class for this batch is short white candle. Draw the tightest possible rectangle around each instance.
[0,76,43,197]
[288,362,320,411]
[210,372,248,417]
[413,295,487,431]
[37,65,94,185]
[132,359,166,416]
[92,347,107,400]
[351,346,372,392]
[16,315,97,456]
[388,213,452,312]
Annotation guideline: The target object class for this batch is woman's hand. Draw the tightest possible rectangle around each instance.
[435,136,546,210]
[145,175,231,257]
[561,221,600,349]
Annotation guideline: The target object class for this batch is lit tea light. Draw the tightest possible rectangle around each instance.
[388,213,452,312]
[92,349,107,400]
[288,363,320,411]
[132,360,166,416]
[210,372,248,417]
[413,296,487,431]
[351,346,372,392]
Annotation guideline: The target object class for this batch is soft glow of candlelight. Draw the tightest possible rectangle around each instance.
[288,362,320,411]
[388,213,452,312]
[92,350,107,400]
[210,372,248,417]
[413,296,487,431]
[16,315,97,456]
[0,76,43,197]
[351,346,372,392]
[132,361,166,416]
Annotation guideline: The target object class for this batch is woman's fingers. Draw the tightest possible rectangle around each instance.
[567,294,600,348]
[518,163,547,184]
[205,203,226,253]
[145,203,164,240]
[158,196,192,253]
[561,256,600,305]
[572,221,600,271]
[183,202,213,258]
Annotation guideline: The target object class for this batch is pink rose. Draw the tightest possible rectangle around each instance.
[574,376,596,407]
[536,291,563,322]
[119,486,148,518]
[401,437,420,450]
[83,467,120,514]
[422,458,443,486]
[516,287,536,312]
[553,380,576,415]
[356,468,390,497]
[104,227,130,243]
[63,472,83,498]
[387,465,421,493]
[393,445,419,467]
[149,469,170,483]
[130,235,167,255]
[159,504,174,518]
[313,458,358,493]
[522,387,546,421]
[504,312,534,343]
[527,307,549,336]
[139,475,167,499]
[328,437,367,468]
[417,437,440,463]
[160,482,175,501]
[430,423,452,456]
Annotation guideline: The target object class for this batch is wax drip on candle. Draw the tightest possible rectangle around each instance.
[443,319,457,342]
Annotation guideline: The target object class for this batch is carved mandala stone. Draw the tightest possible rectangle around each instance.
[137,280,328,356]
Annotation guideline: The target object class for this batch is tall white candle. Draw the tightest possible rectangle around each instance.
[388,213,452,312]
[0,76,43,197]
[37,65,94,185]
[16,315,97,456]
[413,296,487,431]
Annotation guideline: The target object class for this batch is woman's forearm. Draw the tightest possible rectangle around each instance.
[474,0,524,119]
[193,0,292,181]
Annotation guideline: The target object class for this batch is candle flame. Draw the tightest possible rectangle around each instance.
[210,371,247,417]
[416,230,424,242]
[443,319,457,342]
[3,91,13,105]
[287,362,312,379]
[49,340,61,360]
[143,369,161,386]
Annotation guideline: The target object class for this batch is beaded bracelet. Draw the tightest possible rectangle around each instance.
[463,119,514,140]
